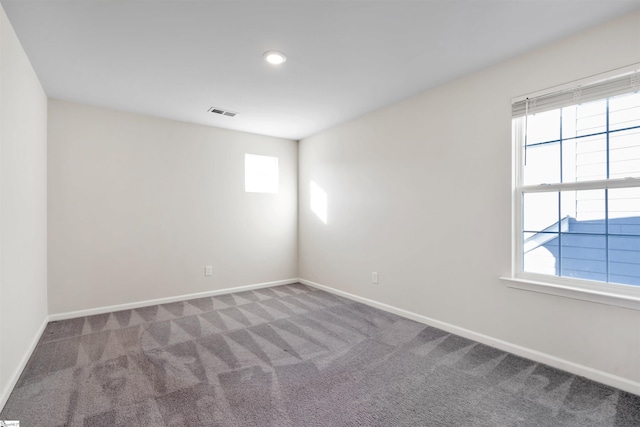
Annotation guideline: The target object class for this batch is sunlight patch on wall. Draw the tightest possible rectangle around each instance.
[245,154,279,193]
[310,181,328,224]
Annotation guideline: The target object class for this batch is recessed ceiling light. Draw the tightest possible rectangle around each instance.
[263,50,287,65]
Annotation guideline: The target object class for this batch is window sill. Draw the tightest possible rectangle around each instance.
[500,277,640,311]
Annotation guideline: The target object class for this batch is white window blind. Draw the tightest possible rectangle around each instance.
[512,70,640,117]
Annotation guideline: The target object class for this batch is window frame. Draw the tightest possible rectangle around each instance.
[503,67,640,311]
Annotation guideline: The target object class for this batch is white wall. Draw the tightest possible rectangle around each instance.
[0,5,48,409]
[299,11,640,389]
[48,100,297,315]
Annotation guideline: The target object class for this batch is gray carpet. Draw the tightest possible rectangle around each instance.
[1,283,639,426]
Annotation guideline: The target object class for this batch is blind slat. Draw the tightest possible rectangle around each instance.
[512,71,639,117]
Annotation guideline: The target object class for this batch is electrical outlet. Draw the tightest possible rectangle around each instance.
[372,272,378,284]
[205,266,213,276]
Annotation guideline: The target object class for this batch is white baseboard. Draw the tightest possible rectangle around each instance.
[49,278,300,321]
[299,278,640,396]
[0,316,48,412]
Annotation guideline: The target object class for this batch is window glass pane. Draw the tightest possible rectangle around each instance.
[608,187,640,235]
[523,142,560,185]
[573,134,607,182]
[523,237,558,276]
[608,189,640,284]
[560,234,607,282]
[609,91,640,131]
[561,189,605,232]
[562,105,577,139]
[609,128,640,179]
[559,190,606,281]
[523,192,558,232]
[609,235,640,286]
[575,99,607,137]
[526,109,560,145]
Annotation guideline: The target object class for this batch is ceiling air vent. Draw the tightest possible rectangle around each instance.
[208,107,238,117]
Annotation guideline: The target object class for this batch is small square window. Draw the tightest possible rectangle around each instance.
[245,154,279,194]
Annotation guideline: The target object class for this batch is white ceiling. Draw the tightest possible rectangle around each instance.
[2,1,638,140]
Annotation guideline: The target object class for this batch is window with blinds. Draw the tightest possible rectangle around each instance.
[511,68,640,296]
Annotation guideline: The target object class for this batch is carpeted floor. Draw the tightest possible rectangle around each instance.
[1,283,639,426]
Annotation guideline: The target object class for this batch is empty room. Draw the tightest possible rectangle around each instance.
[1,1,639,426]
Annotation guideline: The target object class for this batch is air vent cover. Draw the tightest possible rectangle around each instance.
[208,107,238,117]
